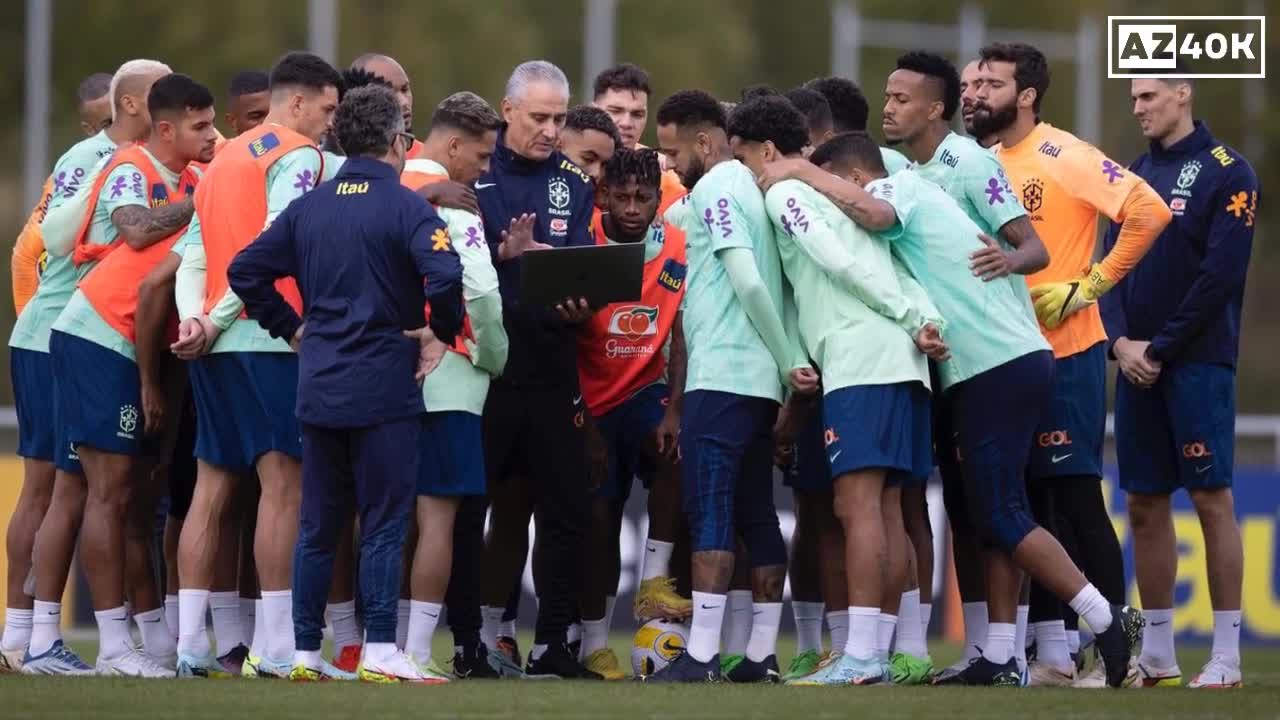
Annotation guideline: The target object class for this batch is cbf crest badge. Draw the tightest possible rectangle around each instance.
[549,178,571,210]
[1177,160,1201,191]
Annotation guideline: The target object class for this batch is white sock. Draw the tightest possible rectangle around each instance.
[1066,628,1081,655]
[164,595,180,644]
[745,602,782,662]
[210,591,244,654]
[249,599,266,658]
[581,617,609,657]
[1032,620,1071,669]
[1212,610,1242,664]
[920,602,933,639]
[480,606,502,649]
[962,601,987,661]
[241,598,256,648]
[1,608,33,652]
[177,588,211,657]
[983,622,1016,665]
[1067,585,1112,635]
[499,619,517,639]
[567,622,582,647]
[722,590,753,656]
[896,590,928,657]
[530,643,548,661]
[641,539,675,581]
[792,601,825,654]
[261,590,294,662]
[1140,608,1175,666]
[295,649,322,670]
[364,641,397,665]
[96,606,134,660]
[29,601,61,656]
[1015,604,1029,669]
[135,608,176,659]
[326,600,360,650]
[395,599,411,650]
[688,591,725,663]
[845,606,879,660]
[826,610,848,654]
[406,600,442,665]
[875,613,897,661]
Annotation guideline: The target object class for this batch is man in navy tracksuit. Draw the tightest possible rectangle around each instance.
[1100,77,1259,689]
[476,60,599,679]
[229,86,464,682]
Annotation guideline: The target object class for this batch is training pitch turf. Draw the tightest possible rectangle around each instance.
[3,636,1276,719]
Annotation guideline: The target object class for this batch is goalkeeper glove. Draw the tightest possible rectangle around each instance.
[1029,263,1115,330]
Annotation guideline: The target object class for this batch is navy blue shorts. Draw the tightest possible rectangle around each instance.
[950,350,1054,551]
[189,352,302,474]
[1115,363,1235,495]
[419,411,487,497]
[1027,343,1106,480]
[12,348,55,462]
[594,383,668,502]
[49,330,154,458]
[785,395,830,493]
[823,382,932,487]
[679,389,783,564]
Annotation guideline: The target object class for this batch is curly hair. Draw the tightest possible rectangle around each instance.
[566,105,622,149]
[603,147,662,190]
[340,66,391,100]
[655,89,726,130]
[896,51,962,121]
[727,95,809,156]
[333,85,402,158]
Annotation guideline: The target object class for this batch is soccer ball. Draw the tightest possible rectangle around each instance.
[631,619,689,677]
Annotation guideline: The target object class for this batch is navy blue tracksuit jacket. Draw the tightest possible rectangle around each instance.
[1100,121,1260,367]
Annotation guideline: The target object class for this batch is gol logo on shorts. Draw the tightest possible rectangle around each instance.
[1037,430,1073,447]
[823,428,840,447]
[1182,442,1213,459]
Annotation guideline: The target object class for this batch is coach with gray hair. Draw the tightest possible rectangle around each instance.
[478,59,601,679]
[229,84,464,681]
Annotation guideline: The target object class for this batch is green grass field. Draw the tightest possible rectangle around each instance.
[2,635,1276,719]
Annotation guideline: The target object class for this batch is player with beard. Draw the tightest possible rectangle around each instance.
[592,63,686,215]
[973,42,1171,687]
[960,61,997,148]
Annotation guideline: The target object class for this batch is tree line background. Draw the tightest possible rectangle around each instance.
[0,0,1275,408]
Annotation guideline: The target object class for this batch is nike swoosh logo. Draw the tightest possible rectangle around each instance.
[46,611,58,615]
[422,612,439,618]
[1196,464,1213,475]
[572,394,582,405]
[1051,453,1073,464]
[1151,620,1169,626]
[752,610,763,616]
[829,450,842,463]
[1233,621,1241,627]
[143,617,163,623]
[475,182,497,189]
[647,548,656,553]
[1059,282,1080,321]
[700,604,721,610]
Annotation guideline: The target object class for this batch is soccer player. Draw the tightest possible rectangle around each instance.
[14,59,172,676]
[959,60,996,148]
[592,64,686,210]
[560,105,620,184]
[972,42,1171,686]
[784,87,834,152]
[169,51,343,680]
[879,50,1050,681]
[1101,75,1257,689]
[574,148,690,680]
[350,53,421,158]
[477,60,599,680]
[731,96,943,686]
[645,90,801,683]
[229,84,465,684]
[764,130,1147,688]
[399,91,511,681]
[43,72,215,678]
[225,70,270,136]
[2,70,114,673]
[804,76,909,172]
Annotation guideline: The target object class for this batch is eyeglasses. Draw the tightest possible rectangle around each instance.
[396,131,416,150]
